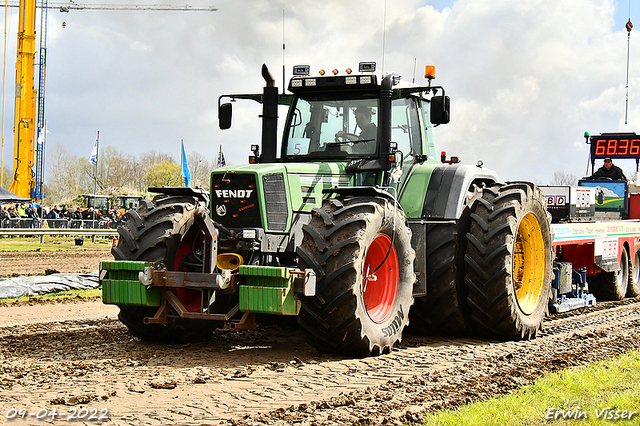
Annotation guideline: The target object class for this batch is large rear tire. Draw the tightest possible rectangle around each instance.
[297,196,415,356]
[464,182,552,340]
[112,194,220,343]
[410,220,471,335]
[590,246,629,301]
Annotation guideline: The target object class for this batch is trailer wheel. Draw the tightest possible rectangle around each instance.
[410,220,471,335]
[297,196,415,356]
[464,182,552,340]
[627,247,640,298]
[590,247,629,301]
[112,194,220,342]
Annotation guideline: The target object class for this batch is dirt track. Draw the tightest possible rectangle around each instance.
[0,247,109,277]
[0,298,639,425]
[1,249,640,425]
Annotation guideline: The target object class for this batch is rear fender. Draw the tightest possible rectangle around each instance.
[400,164,498,220]
[148,186,210,206]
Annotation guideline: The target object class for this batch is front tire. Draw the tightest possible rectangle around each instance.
[297,196,415,356]
[112,194,220,342]
[464,182,552,340]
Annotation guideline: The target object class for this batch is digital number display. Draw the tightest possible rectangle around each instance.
[590,134,640,159]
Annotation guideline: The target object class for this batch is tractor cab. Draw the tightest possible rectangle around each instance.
[281,63,448,185]
[219,62,450,188]
[81,194,110,215]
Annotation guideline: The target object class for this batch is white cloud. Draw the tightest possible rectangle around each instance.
[0,0,637,187]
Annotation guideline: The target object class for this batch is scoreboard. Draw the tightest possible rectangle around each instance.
[589,133,640,159]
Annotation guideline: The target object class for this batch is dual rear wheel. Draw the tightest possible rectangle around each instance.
[411,182,553,340]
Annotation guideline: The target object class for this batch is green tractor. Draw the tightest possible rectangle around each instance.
[101,63,553,356]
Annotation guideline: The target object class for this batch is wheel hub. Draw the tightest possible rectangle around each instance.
[513,213,546,315]
[362,234,399,323]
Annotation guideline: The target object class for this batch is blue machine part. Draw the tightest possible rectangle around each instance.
[550,266,596,313]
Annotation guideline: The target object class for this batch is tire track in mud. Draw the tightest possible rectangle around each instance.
[0,298,639,425]
[0,248,110,277]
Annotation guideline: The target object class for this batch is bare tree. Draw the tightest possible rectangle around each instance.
[550,170,579,186]
[187,151,212,188]
[1,166,11,190]
[46,144,81,204]
[42,146,219,205]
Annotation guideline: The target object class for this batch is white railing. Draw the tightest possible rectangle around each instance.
[0,227,118,243]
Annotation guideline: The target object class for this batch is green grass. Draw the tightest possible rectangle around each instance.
[422,350,640,425]
[0,288,102,305]
[0,236,113,251]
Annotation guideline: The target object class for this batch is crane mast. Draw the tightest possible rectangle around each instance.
[9,0,37,198]
[6,1,217,199]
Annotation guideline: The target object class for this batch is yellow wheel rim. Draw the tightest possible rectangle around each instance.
[513,212,546,315]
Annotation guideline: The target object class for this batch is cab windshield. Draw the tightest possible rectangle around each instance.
[283,97,379,160]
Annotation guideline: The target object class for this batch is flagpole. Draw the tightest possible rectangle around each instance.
[94,131,98,222]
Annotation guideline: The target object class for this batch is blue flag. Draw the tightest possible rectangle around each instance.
[181,140,191,186]
[89,135,99,166]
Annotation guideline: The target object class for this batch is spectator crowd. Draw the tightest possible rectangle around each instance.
[0,203,126,229]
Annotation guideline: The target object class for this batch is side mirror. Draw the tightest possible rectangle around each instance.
[219,103,232,130]
[430,95,450,125]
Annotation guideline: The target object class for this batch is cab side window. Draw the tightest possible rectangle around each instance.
[391,98,422,162]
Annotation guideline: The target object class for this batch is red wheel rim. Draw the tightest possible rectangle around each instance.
[362,234,399,323]
[174,230,202,312]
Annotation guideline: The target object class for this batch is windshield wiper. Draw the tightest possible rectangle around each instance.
[327,138,375,147]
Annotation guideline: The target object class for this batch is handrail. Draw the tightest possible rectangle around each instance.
[0,217,121,229]
[0,227,118,243]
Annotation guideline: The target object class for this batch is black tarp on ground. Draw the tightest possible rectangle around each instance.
[0,272,100,299]
[0,186,30,204]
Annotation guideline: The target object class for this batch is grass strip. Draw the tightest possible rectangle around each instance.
[0,237,113,251]
[422,350,640,425]
[0,288,102,305]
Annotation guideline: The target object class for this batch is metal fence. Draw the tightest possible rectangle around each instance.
[0,219,119,243]
[0,218,121,230]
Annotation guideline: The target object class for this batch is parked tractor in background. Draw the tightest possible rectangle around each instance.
[81,194,143,216]
[101,62,553,356]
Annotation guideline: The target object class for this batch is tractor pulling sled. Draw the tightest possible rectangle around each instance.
[100,63,639,357]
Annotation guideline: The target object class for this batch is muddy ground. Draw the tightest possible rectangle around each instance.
[0,247,110,277]
[1,249,640,425]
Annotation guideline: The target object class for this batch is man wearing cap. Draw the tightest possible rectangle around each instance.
[589,157,627,180]
[335,106,377,154]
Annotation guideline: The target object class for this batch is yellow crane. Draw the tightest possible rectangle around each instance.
[8,0,37,198]
[3,1,217,199]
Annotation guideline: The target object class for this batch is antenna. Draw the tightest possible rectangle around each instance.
[412,57,417,83]
[381,0,387,74]
[282,9,286,94]
[625,1,633,124]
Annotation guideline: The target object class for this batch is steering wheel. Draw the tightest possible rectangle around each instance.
[334,133,359,143]
[597,177,613,180]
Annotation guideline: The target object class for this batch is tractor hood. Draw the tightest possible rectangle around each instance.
[210,162,351,233]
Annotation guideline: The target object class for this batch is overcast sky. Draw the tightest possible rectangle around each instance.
[1,0,639,184]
